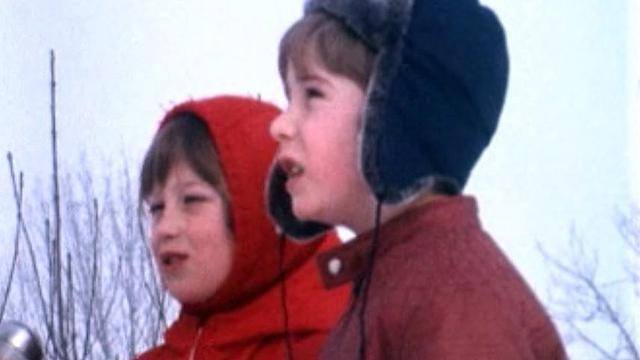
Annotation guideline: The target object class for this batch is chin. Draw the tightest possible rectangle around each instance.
[292,207,313,222]
[293,201,337,226]
[292,200,321,223]
[172,290,209,305]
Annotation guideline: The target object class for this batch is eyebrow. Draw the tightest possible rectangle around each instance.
[147,179,210,197]
[181,180,210,188]
[283,74,326,100]
[296,73,328,84]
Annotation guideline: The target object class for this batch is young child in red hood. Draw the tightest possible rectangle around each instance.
[135,95,348,360]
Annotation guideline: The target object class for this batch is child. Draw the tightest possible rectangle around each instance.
[135,96,348,360]
[267,0,568,359]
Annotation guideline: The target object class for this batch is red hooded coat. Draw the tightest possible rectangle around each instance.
[136,96,349,360]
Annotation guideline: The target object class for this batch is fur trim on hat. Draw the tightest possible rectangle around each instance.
[304,0,413,51]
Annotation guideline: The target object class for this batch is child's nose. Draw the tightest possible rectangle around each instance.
[269,109,296,142]
[153,206,184,241]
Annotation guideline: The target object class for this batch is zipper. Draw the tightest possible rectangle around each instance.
[187,327,204,360]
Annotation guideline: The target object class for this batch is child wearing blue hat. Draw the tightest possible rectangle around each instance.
[267,0,567,359]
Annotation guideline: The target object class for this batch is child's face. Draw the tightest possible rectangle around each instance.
[270,61,377,232]
[146,160,233,305]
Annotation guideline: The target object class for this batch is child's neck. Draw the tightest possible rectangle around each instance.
[349,192,445,235]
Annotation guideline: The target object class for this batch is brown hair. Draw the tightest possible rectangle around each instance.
[278,12,375,91]
[139,114,231,223]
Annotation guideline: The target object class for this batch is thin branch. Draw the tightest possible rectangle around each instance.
[81,199,99,360]
[44,218,60,358]
[67,252,80,360]
[569,321,618,360]
[6,153,59,357]
[579,273,639,359]
[50,48,68,360]
[539,236,640,360]
[0,153,24,321]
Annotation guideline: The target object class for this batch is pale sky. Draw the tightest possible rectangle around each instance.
[1,0,638,356]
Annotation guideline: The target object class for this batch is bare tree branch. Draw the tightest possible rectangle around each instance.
[80,199,99,360]
[50,48,70,360]
[539,213,640,360]
[66,252,79,360]
[1,153,23,322]
[2,51,172,359]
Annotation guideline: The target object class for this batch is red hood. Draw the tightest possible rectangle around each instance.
[154,96,347,352]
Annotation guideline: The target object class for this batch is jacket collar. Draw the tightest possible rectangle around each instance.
[316,195,480,289]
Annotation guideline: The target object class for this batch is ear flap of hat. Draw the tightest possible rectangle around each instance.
[266,164,331,241]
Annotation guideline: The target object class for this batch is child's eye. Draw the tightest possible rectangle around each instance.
[148,202,164,215]
[184,195,207,205]
[304,86,324,100]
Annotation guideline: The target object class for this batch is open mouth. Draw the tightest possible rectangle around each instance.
[161,253,187,267]
[279,157,304,178]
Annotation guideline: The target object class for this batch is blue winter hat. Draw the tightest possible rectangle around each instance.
[267,0,509,239]
[307,0,509,203]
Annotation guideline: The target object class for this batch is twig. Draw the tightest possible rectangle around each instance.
[569,321,617,360]
[0,153,24,321]
[81,199,99,360]
[539,239,640,360]
[66,252,80,360]
[50,48,69,360]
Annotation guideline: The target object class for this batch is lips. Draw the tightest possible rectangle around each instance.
[159,251,188,269]
[278,156,304,178]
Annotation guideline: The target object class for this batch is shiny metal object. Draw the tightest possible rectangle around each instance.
[0,321,43,360]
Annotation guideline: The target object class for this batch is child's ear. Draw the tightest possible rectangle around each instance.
[266,163,330,242]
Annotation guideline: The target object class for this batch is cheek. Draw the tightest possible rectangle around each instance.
[201,236,234,285]
[328,127,361,173]
[309,113,359,155]
[186,217,233,294]
[331,133,369,195]
[196,217,233,261]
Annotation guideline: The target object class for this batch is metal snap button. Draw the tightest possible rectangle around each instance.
[328,258,342,276]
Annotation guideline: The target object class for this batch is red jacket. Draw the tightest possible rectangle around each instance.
[136,96,349,360]
[317,196,567,359]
